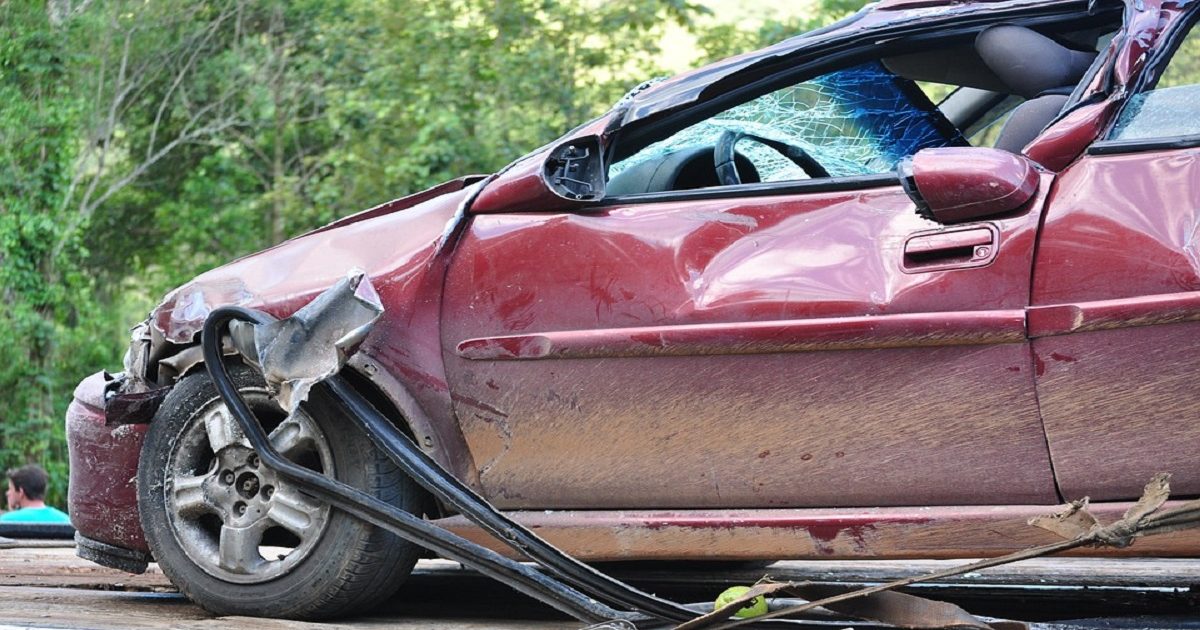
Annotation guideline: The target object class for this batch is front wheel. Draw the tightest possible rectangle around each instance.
[137,362,424,619]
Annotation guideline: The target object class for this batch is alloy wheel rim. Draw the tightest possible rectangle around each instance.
[165,389,333,584]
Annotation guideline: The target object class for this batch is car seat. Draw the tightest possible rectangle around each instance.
[976,25,1098,154]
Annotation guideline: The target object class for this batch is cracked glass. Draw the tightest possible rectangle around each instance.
[1112,18,1200,141]
[610,61,965,184]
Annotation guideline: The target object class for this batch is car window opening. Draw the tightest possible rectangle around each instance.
[606,17,1119,199]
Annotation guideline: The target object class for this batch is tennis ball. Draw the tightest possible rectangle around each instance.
[714,585,769,619]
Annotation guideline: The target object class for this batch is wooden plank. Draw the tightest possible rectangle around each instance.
[0,585,573,629]
[597,557,1200,589]
[5,547,1199,591]
[0,548,1196,629]
[0,546,171,591]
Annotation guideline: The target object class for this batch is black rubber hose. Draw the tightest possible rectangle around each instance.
[326,376,701,623]
[0,522,75,540]
[328,378,867,629]
[201,306,631,625]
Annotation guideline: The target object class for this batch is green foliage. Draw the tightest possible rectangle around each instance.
[0,0,863,511]
[695,0,869,62]
[315,0,710,210]
[0,1,102,508]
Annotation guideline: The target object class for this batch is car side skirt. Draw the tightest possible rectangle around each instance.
[433,503,1200,561]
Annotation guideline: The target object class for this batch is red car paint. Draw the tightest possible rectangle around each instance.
[66,373,149,551]
[1032,146,1200,502]
[66,0,1200,563]
[440,172,1057,510]
[140,181,482,483]
[908,147,1040,222]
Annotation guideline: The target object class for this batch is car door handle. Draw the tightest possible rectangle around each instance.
[902,225,998,272]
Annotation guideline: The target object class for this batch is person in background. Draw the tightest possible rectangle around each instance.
[1,464,71,524]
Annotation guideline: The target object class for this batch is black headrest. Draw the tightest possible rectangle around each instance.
[976,26,1097,99]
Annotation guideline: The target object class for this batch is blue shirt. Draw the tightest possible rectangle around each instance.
[0,506,71,524]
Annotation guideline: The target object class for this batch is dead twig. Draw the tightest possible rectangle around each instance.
[676,473,1200,630]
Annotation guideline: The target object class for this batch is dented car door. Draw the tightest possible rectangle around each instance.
[440,60,1060,510]
[1029,3,1200,503]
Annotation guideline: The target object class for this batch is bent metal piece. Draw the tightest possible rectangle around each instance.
[229,268,385,416]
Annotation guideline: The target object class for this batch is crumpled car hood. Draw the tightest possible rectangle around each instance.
[149,176,485,345]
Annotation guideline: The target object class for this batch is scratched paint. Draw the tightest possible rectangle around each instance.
[1034,145,1200,500]
[434,502,1200,561]
[66,373,150,551]
[442,179,1058,509]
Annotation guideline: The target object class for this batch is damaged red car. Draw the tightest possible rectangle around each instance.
[67,0,1200,620]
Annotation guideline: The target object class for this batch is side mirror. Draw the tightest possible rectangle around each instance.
[470,135,606,214]
[899,147,1039,224]
[544,136,605,202]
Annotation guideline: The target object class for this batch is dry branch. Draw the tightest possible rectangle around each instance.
[675,473,1200,630]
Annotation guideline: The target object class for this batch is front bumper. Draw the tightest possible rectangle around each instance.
[65,371,150,553]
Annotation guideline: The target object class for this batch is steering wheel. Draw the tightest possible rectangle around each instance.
[714,130,830,186]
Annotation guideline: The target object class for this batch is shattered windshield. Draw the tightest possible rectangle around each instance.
[610,61,965,183]
[1111,20,1200,142]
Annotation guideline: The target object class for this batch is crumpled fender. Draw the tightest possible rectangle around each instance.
[140,177,486,485]
[149,177,482,344]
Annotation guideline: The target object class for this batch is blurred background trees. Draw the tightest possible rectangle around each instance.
[0,0,865,507]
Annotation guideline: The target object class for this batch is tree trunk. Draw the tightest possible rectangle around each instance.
[269,3,287,245]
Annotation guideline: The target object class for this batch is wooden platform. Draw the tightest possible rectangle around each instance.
[614,557,1200,589]
[0,544,1197,629]
[0,546,571,629]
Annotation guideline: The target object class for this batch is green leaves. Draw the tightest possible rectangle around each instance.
[0,1,110,508]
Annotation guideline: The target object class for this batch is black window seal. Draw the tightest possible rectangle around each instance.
[1089,133,1200,155]
[1089,2,1200,154]
[596,173,897,209]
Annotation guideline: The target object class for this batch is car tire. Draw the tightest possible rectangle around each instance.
[137,362,424,619]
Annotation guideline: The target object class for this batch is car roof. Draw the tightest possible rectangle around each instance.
[618,0,1116,126]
